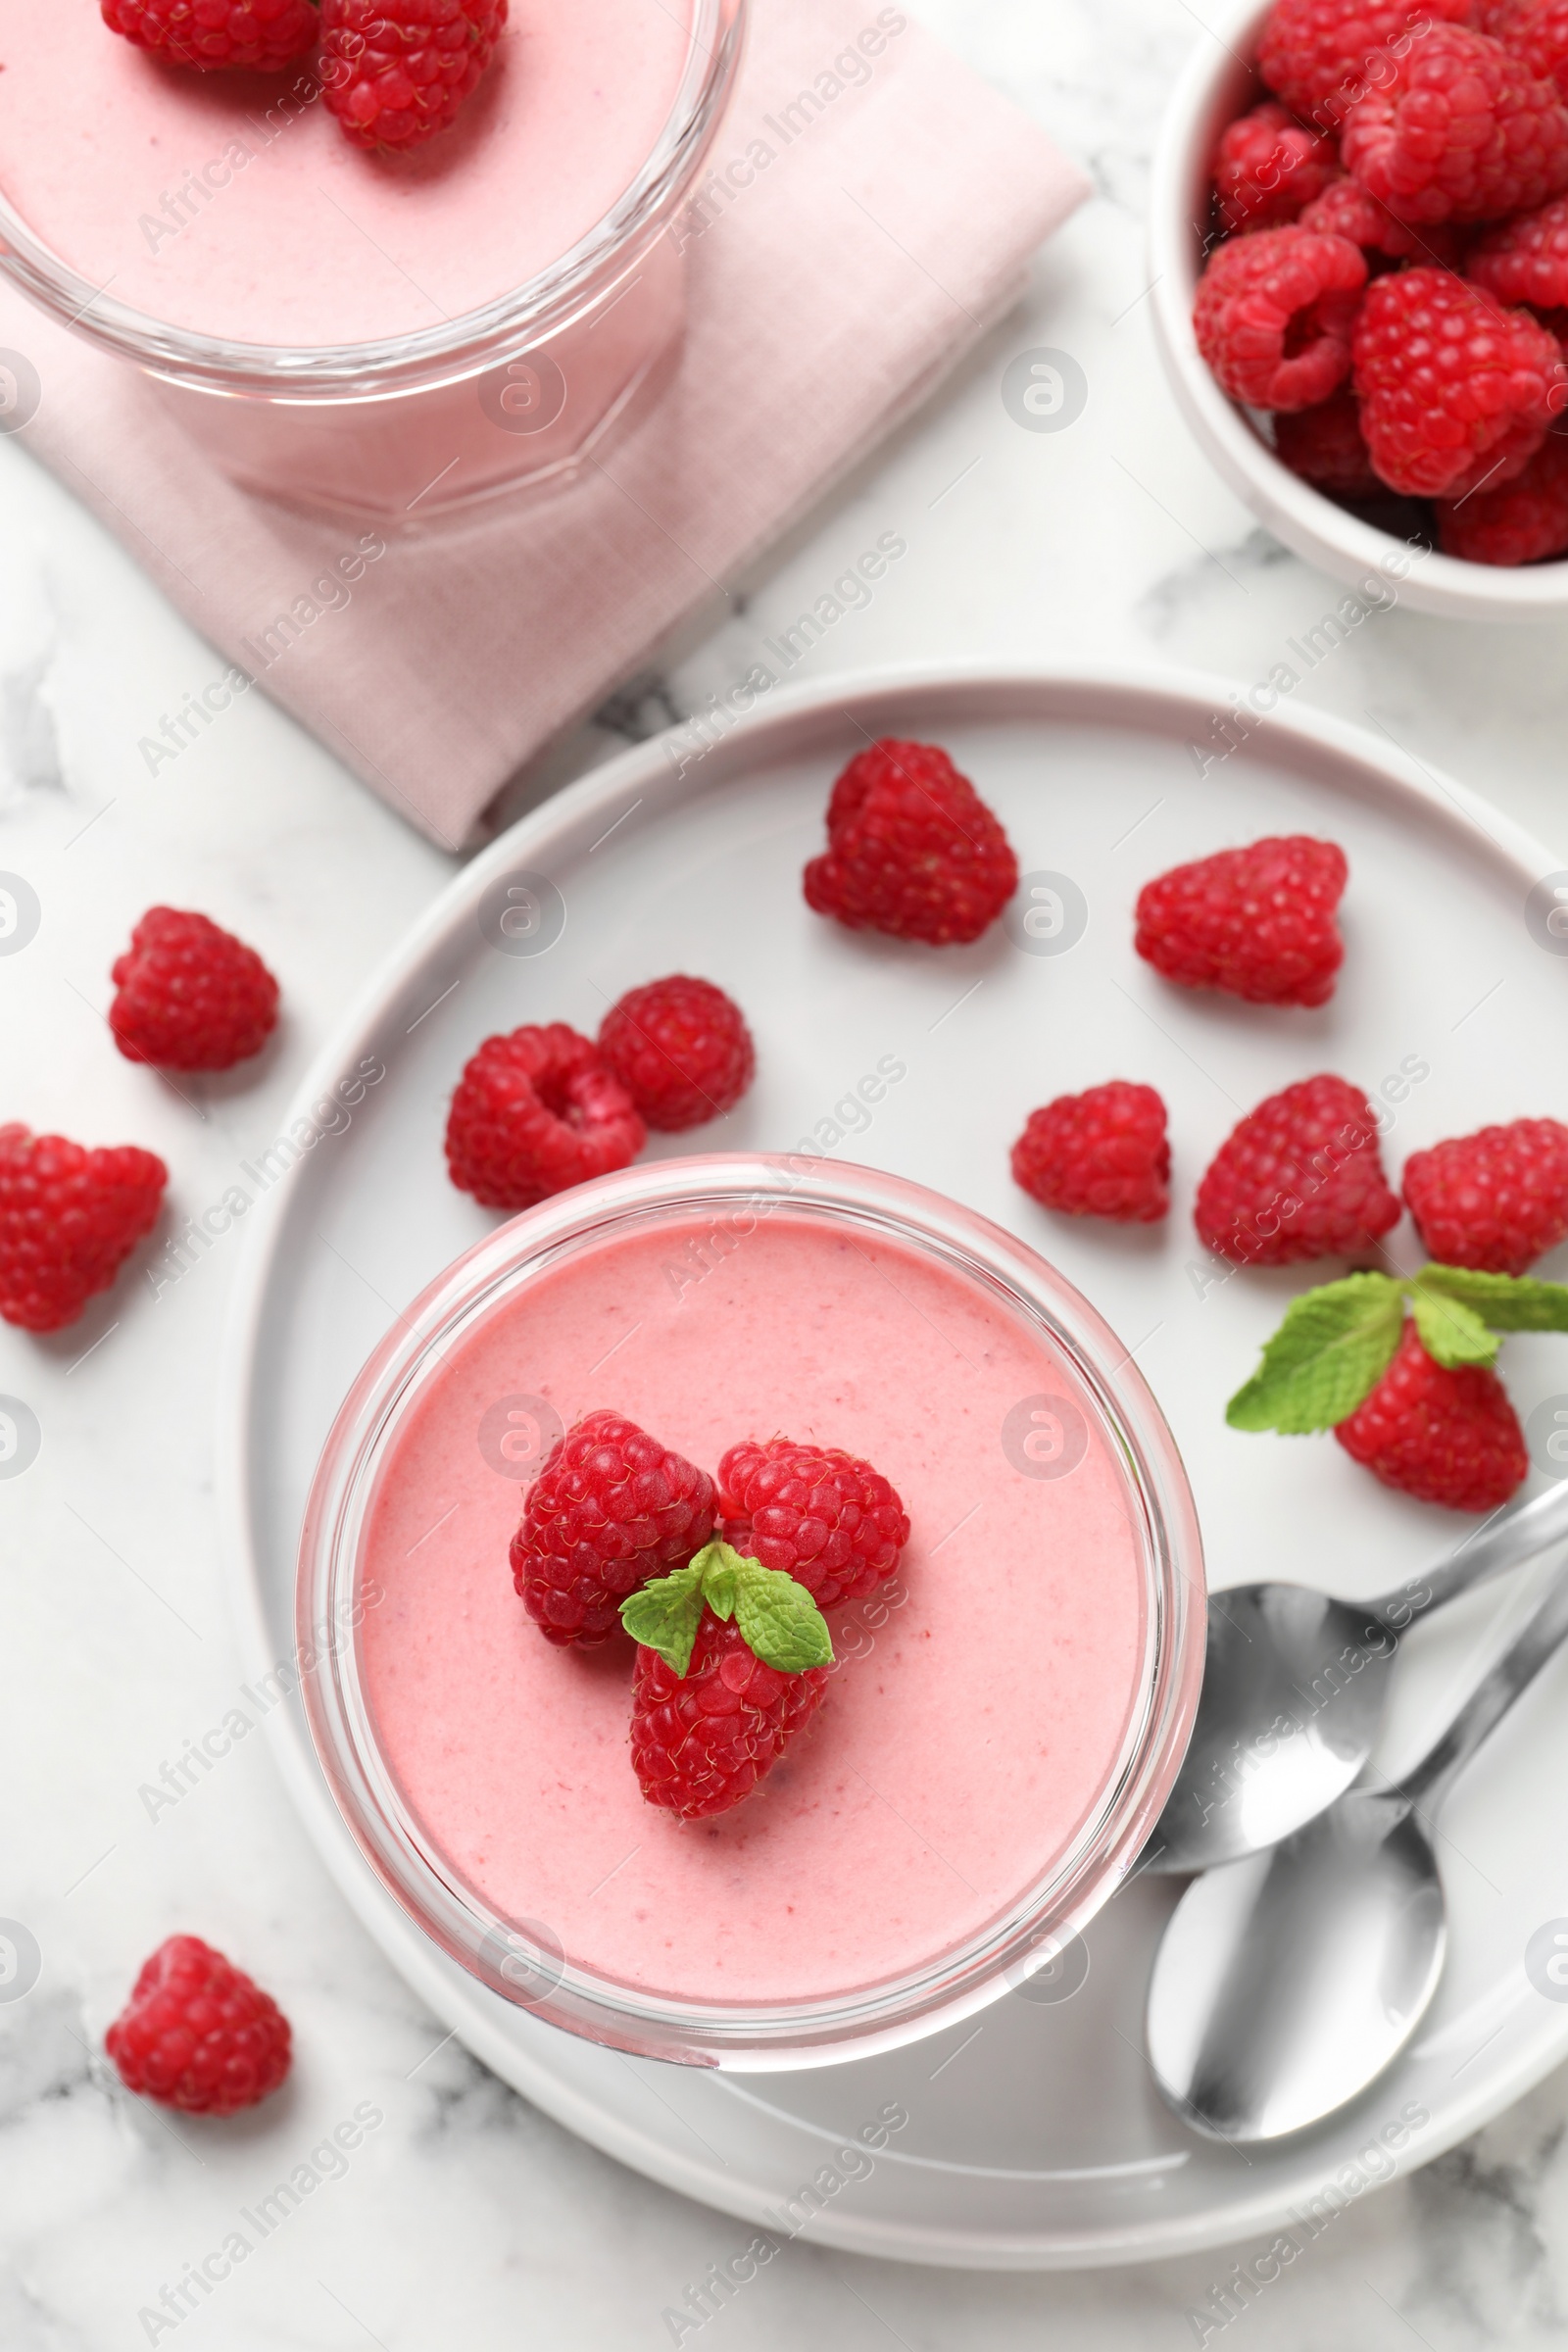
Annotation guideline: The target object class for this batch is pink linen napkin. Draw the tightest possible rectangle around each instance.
[0,1,1088,849]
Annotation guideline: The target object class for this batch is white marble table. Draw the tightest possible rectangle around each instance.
[7,2,1568,2345]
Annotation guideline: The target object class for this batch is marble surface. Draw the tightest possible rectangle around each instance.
[8,0,1568,2345]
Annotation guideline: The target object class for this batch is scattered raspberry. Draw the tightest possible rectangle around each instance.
[1195,1074,1402,1266]
[101,0,319,69]
[597,975,755,1133]
[110,907,280,1073]
[1334,1321,1529,1507]
[1258,0,1478,120]
[1351,267,1565,492]
[1342,24,1568,223]
[1135,835,1349,1007]
[629,1608,828,1820]
[1010,1083,1171,1224]
[0,1124,166,1334]
[319,0,508,151]
[445,1024,645,1210]
[1193,228,1368,411]
[1437,424,1568,556]
[717,1439,909,1608]
[106,1936,291,2116]
[803,739,1018,947]
[1213,104,1341,230]
[1469,189,1568,303]
[1482,0,1568,97]
[1402,1116,1568,1269]
[510,1411,716,1647]
[1297,176,1469,265]
[1275,388,1383,492]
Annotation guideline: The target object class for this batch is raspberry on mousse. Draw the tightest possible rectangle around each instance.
[717,1438,910,1609]
[319,0,511,153]
[510,1410,717,1648]
[100,0,320,72]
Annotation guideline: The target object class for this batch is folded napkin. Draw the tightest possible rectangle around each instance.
[0,1,1087,848]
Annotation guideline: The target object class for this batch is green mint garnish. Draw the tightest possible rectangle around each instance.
[1226,1262,1568,1434]
[618,1541,834,1680]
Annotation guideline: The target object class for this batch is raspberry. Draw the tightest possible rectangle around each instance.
[1334,1322,1528,1507]
[106,1936,291,2116]
[717,1439,909,1608]
[1437,423,1568,555]
[1274,389,1384,493]
[1213,104,1341,230]
[1470,190,1568,303]
[1135,835,1349,1007]
[1195,1074,1402,1265]
[445,1024,645,1210]
[319,0,507,152]
[0,1124,166,1334]
[1297,176,1469,266]
[803,739,1018,947]
[597,975,755,1133]
[1351,267,1566,492]
[110,907,280,1073]
[1194,228,1368,411]
[1483,0,1568,96]
[101,0,319,69]
[629,1608,828,1820]
[1010,1083,1171,1224]
[1258,0,1478,121]
[1402,1116,1568,1269]
[1342,24,1568,222]
[510,1411,716,1647]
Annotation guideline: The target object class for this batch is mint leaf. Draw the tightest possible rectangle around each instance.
[1417,1263,1568,1333]
[1227,1272,1405,1435]
[619,1562,705,1676]
[732,1560,834,1673]
[1411,1285,1499,1370]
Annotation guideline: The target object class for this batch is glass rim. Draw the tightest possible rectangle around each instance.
[297,1153,1205,2071]
[0,0,744,399]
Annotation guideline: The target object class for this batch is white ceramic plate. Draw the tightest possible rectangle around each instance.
[218,664,1568,2268]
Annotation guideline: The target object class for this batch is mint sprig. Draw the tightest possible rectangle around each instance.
[619,1541,834,1679]
[1226,1261,1568,1435]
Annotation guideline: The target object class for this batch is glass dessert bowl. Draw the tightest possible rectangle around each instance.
[0,0,745,518]
[298,1153,1204,2071]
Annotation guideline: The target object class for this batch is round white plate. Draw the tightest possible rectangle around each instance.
[219,664,1568,2268]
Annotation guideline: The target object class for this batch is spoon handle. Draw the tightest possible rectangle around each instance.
[1395,1549,1568,1815]
[1371,1480,1568,1624]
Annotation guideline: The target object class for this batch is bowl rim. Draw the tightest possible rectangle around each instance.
[1148,0,1568,617]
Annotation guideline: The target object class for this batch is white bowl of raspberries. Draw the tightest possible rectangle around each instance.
[1151,0,1568,612]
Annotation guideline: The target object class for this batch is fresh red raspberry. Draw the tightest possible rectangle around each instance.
[629,1608,829,1820]
[1194,228,1368,411]
[1437,423,1568,555]
[1258,0,1478,121]
[1483,0,1568,96]
[1470,191,1568,304]
[106,1936,291,2116]
[1334,1322,1528,1508]
[510,1411,716,1647]
[1213,104,1341,230]
[803,739,1018,947]
[1274,389,1383,491]
[1297,176,1470,266]
[1135,835,1349,1007]
[319,0,507,152]
[1351,267,1566,492]
[1195,1074,1402,1265]
[1402,1117,1568,1270]
[445,1024,644,1210]
[110,907,280,1073]
[1342,24,1568,222]
[101,0,319,69]
[717,1439,909,1608]
[1010,1083,1171,1224]
[0,1124,166,1334]
[597,975,755,1133]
